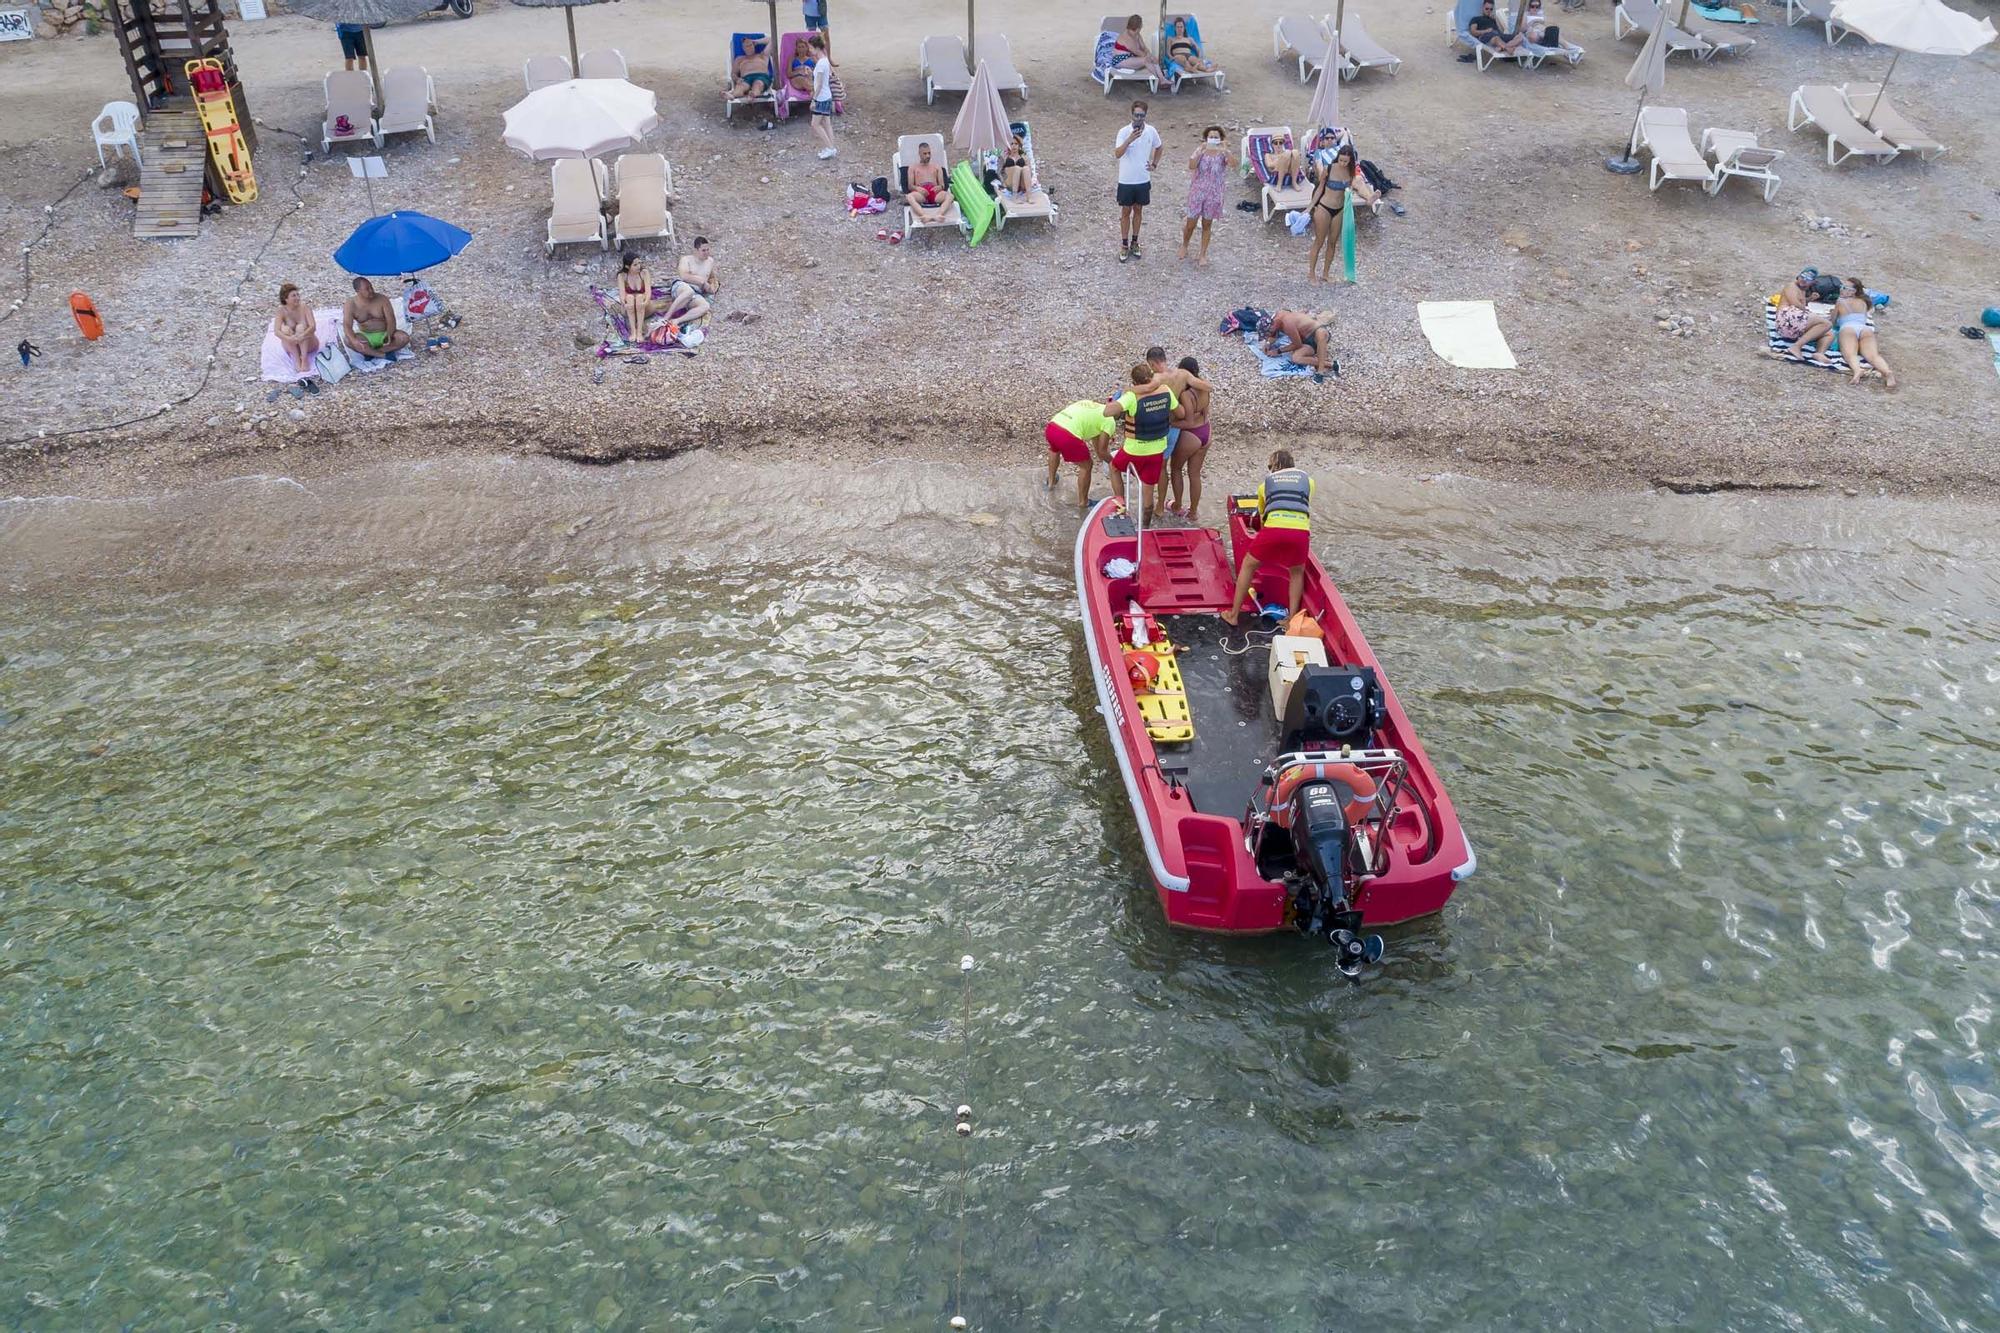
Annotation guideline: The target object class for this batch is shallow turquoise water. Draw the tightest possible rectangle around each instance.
[2,460,1997,1330]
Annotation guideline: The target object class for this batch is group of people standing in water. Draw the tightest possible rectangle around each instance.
[1043,346,1213,518]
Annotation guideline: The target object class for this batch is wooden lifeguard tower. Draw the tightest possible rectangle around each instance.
[108,0,256,238]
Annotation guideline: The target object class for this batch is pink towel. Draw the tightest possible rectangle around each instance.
[260,309,341,383]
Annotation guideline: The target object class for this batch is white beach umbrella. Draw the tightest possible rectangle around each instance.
[1305,35,1342,132]
[951,59,1011,156]
[1828,0,1995,120]
[1607,7,1671,172]
[502,78,660,160]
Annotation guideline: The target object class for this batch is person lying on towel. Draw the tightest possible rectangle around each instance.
[905,142,953,224]
[1264,309,1336,376]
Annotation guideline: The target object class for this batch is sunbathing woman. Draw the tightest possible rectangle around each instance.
[1113,14,1164,80]
[1265,131,1303,191]
[727,35,772,99]
[1832,276,1897,389]
[616,252,657,342]
[274,282,319,375]
[1305,146,1377,284]
[999,133,1030,196]
[1164,18,1217,73]
[787,45,816,97]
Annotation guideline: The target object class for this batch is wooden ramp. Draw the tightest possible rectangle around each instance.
[133,108,207,240]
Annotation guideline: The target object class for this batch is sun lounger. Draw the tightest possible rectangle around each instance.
[1093,17,1158,95]
[1630,106,1714,192]
[993,119,1058,230]
[1786,0,1852,43]
[1612,0,1715,58]
[546,157,607,255]
[1244,126,1312,222]
[920,34,974,103]
[1160,13,1225,92]
[1449,1,1548,69]
[1700,127,1783,200]
[612,152,675,246]
[1684,14,1754,57]
[973,34,1030,98]
[524,55,572,92]
[775,31,839,120]
[1841,83,1947,160]
[376,66,435,145]
[1787,84,1900,166]
[1273,15,1339,82]
[894,133,965,239]
[1338,14,1403,78]
[321,69,380,152]
[578,49,627,80]
[723,32,777,120]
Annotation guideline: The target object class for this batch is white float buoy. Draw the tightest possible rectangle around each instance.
[955,1104,971,1119]
[950,1317,968,1330]
[955,1121,971,1137]
[960,955,975,972]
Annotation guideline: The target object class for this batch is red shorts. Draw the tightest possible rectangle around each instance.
[1248,524,1311,569]
[914,183,946,206]
[1045,423,1093,464]
[1112,446,1166,486]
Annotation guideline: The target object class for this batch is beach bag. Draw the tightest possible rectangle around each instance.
[870,175,891,200]
[312,338,351,384]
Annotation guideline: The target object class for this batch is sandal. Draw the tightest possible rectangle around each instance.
[623,354,650,365]
[303,378,320,396]
[288,383,305,400]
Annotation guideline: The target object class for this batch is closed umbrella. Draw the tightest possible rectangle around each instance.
[1305,35,1342,132]
[334,210,473,276]
[1829,0,1995,121]
[511,0,620,76]
[1606,4,1670,172]
[951,59,1010,156]
[286,0,439,106]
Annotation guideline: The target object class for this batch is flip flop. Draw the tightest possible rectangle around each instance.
[623,354,650,365]
[303,378,320,395]
[876,228,890,240]
[888,230,904,244]
[288,383,305,400]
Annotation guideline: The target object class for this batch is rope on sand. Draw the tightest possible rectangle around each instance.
[2,166,97,329]
[947,952,976,1332]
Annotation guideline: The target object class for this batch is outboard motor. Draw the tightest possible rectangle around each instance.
[1284,778,1386,975]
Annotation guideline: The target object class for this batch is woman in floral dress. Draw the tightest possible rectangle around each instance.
[1178,126,1233,267]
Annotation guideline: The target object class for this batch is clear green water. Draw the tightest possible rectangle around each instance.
[2,460,1997,1330]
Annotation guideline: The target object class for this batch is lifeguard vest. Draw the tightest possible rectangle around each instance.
[1125,388,1173,452]
[1261,467,1312,528]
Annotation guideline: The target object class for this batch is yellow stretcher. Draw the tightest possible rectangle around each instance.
[185,58,257,205]
[1123,637,1194,745]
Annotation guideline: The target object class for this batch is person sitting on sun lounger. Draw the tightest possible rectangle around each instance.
[728,35,772,98]
[999,134,1031,196]
[1520,0,1580,57]
[1469,0,1526,54]
[1266,131,1303,191]
[905,141,953,224]
[1164,19,1217,73]
[342,277,409,360]
[1112,14,1165,80]
[786,45,816,96]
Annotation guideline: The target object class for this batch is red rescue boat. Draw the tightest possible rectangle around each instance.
[1074,494,1474,966]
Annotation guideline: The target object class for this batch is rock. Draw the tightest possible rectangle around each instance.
[288,408,306,421]
[1624,239,1642,252]
[1656,320,1673,332]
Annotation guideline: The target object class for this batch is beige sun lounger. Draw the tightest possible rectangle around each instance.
[377,66,435,145]
[321,69,380,152]
[1244,125,1312,222]
[1786,0,1853,43]
[1338,14,1402,78]
[1841,83,1947,160]
[1700,128,1784,201]
[1684,15,1754,57]
[524,55,571,92]
[1787,84,1900,166]
[921,35,974,103]
[546,157,607,255]
[1160,13,1225,92]
[578,49,628,80]
[973,34,1030,98]
[1273,15,1338,82]
[1631,106,1714,192]
[1613,0,1715,58]
[612,152,675,246]
[1095,15,1159,95]
[994,120,1057,230]
[894,133,964,239]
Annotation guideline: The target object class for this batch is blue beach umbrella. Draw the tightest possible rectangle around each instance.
[333,210,474,276]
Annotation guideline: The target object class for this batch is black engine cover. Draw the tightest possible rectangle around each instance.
[1279,664,1383,752]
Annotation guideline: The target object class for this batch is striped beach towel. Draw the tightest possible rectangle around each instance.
[1763,299,1876,374]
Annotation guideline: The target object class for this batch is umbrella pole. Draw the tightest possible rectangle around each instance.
[1605,92,1646,173]
[1865,50,1898,123]
[363,27,384,109]
[565,6,580,73]
[967,0,975,73]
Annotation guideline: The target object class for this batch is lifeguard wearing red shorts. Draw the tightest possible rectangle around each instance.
[1044,399,1115,465]
[1109,364,1177,490]
[1222,449,1316,627]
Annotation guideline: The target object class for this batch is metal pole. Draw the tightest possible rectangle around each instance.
[1864,50,1899,123]
[967,0,975,73]
[565,6,579,73]
[363,26,383,107]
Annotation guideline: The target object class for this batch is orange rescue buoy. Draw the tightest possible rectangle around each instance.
[70,292,104,341]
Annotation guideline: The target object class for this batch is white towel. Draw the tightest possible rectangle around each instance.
[1417,301,1517,370]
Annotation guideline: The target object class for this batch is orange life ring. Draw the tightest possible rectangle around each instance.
[1269,762,1376,826]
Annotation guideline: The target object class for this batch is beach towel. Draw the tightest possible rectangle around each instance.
[591,284,700,357]
[1691,3,1757,21]
[1761,300,1876,374]
[1338,188,1357,284]
[948,160,993,246]
[261,310,341,384]
[1161,16,1204,82]
[1989,332,2000,383]
[1241,329,1313,378]
[1418,301,1517,369]
[1093,30,1123,80]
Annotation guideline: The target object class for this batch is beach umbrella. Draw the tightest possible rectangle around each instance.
[1305,35,1342,131]
[1828,0,1995,121]
[1606,4,1670,172]
[503,78,659,159]
[285,0,438,106]
[951,59,1010,155]
[511,0,620,75]
[334,210,473,276]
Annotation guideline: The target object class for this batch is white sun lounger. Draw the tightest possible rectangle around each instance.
[1160,13,1225,92]
[321,69,380,152]
[1244,125,1312,222]
[920,35,974,103]
[546,157,607,255]
[1787,84,1900,166]
[1095,16,1159,95]
[377,66,435,145]
[524,55,571,92]
[1786,0,1852,43]
[994,119,1057,230]
[612,152,675,246]
[578,49,628,80]
[894,133,965,239]
[1273,15,1338,82]
[1841,83,1947,160]
[1700,128,1784,201]
[1613,0,1715,58]
[1338,14,1403,78]
[1631,106,1714,192]
[723,33,777,120]
[973,34,1030,98]
[1684,14,1754,57]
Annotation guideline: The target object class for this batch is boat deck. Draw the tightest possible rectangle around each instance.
[1155,615,1286,818]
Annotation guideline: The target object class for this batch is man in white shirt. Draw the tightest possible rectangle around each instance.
[1113,100,1162,263]
[807,36,837,160]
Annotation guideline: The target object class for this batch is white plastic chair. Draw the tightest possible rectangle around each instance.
[377,66,435,144]
[1700,128,1784,201]
[525,55,572,91]
[578,49,628,79]
[92,101,143,167]
[547,158,608,254]
[612,152,675,246]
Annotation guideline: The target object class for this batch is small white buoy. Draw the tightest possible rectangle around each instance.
[960,955,975,972]
[951,1317,968,1330]
[955,1105,971,1119]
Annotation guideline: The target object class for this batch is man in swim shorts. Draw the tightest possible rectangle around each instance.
[1143,344,1212,514]
[1044,397,1119,506]
[905,141,951,224]
[342,277,409,360]
[1222,449,1314,627]
[1263,309,1335,376]
[1107,364,1177,521]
